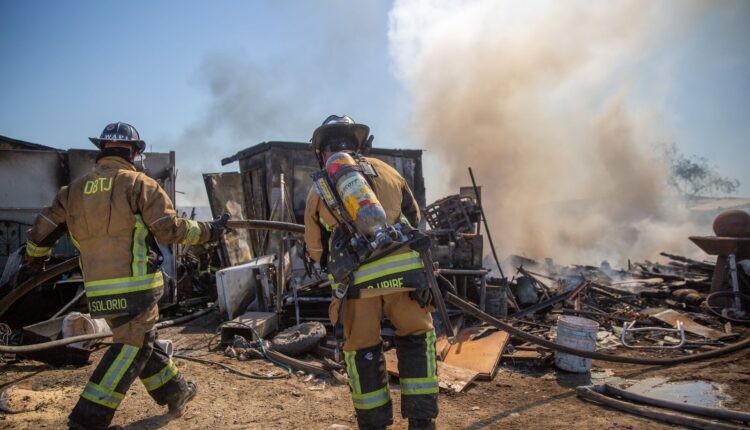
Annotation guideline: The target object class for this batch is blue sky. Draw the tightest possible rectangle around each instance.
[1,1,749,206]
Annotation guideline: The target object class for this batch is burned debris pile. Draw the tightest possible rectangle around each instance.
[2,140,749,429]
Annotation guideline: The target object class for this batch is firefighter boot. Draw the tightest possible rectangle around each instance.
[167,381,197,416]
[408,418,436,430]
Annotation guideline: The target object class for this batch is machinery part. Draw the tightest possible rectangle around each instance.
[577,385,749,430]
[226,219,304,234]
[728,254,744,314]
[420,250,455,342]
[88,122,146,154]
[705,291,750,324]
[271,321,327,356]
[601,383,750,423]
[446,292,750,365]
[620,321,686,349]
[326,152,390,247]
[713,209,750,238]
[0,257,80,318]
[423,195,481,234]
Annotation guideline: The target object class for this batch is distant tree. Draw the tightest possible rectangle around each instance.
[663,143,740,200]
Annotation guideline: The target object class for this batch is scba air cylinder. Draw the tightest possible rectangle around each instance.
[325,152,389,243]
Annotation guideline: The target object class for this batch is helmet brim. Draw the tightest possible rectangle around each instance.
[89,137,146,153]
[311,123,370,154]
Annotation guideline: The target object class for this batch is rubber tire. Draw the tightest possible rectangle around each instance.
[271,321,327,356]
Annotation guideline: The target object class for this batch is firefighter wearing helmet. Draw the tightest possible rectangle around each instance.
[304,115,438,430]
[22,122,229,430]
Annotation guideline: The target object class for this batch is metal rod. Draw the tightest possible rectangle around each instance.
[436,268,489,276]
[421,249,455,342]
[728,254,743,313]
[51,287,86,319]
[468,167,505,279]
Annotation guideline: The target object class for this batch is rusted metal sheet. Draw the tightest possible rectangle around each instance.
[645,308,736,340]
[203,172,254,265]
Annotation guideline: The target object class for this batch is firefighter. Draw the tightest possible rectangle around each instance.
[304,115,438,430]
[22,122,228,430]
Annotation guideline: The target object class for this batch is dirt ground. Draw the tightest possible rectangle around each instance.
[2,313,749,430]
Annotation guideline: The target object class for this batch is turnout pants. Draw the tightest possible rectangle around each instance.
[330,291,438,429]
[69,304,189,430]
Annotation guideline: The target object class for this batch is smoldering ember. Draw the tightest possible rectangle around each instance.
[1,131,749,430]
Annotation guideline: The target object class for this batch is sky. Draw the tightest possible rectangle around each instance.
[1,1,749,209]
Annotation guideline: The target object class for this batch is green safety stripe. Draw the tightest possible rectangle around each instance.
[100,344,139,391]
[85,272,163,297]
[131,215,148,276]
[426,330,437,380]
[344,351,361,394]
[26,241,52,258]
[181,219,202,245]
[81,381,125,410]
[318,216,334,232]
[141,360,179,391]
[351,386,391,410]
[352,252,424,285]
[70,234,81,251]
[400,376,439,395]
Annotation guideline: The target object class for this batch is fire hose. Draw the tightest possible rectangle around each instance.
[0,305,217,353]
[446,293,750,365]
[226,220,305,234]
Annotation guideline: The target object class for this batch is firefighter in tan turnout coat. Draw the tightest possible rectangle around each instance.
[23,122,228,430]
[304,115,438,430]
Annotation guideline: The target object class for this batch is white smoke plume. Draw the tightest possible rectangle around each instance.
[388,0,718,265]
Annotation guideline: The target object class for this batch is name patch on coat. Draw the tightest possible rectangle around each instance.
[84,177,113,195]
[90,298,128,312]
[365,277,404,289]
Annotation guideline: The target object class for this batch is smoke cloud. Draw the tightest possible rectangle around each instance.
[388,0,713,265]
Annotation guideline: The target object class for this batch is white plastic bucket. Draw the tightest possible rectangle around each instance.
[555,315,599,373]
[62,312,109,349]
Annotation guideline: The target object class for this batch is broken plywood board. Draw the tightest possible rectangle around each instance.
[436,327,510,380]
[384,349,480,393]
[645,308,737,340]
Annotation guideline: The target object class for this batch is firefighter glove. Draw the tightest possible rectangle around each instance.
[209,213,231,242]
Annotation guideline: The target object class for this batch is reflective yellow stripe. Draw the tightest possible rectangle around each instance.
[81,381,125,410]
[344,351,361,394]
[131,215,148,276]
[141,360,179,391]
[100,345,139,391]
[400,376,439,395]
[85,272,163,297]
[26,241,52,258]
[352,251,424,285]
[181,219,202,245]
[318,216,334,232]
[351,386,390,410]
[426,330,436,380]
